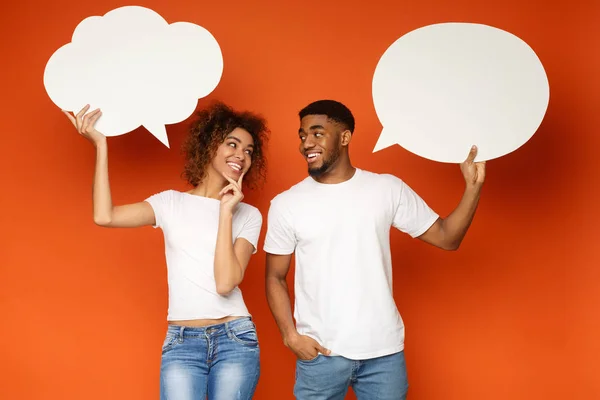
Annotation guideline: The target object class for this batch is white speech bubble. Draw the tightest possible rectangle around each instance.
[372,23,549,163]
[43,6,224,147]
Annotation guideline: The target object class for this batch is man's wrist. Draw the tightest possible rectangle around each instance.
[282,330,299,347]
[465,182,483,194]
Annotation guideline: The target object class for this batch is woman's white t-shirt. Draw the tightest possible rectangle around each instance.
[145,190,262,321]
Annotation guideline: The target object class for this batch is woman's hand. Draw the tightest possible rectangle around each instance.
[63,105,106,147]
[219,172,245,214]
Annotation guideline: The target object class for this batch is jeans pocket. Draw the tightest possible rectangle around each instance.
[229,322,259,347]
[298,354,321,364]
[161,333,178,353]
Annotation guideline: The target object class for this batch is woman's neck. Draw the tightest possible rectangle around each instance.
[188,169,226,199]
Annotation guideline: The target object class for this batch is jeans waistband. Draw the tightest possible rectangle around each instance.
[166,316,253,337]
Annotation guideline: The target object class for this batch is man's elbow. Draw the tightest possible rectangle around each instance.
[265,272,286,287]
[445,243,460,251]
[442,239,461,251]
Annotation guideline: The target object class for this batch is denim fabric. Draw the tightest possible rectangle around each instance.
[160,317,260,400]
[294,351,408,400]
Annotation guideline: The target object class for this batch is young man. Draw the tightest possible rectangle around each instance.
[264,100,485,399]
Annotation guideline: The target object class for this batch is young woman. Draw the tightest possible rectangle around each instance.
[64,101,269,400]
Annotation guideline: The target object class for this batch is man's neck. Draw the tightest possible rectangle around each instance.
[312,159,356,184]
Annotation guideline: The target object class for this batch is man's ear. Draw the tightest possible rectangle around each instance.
[340,130,352,146]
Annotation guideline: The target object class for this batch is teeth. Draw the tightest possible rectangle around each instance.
[227,163,241,171]
[308,153,318,159]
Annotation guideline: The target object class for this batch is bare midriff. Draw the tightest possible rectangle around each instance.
[167,315,242,327]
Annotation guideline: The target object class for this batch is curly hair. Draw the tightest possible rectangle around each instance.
[182,101,269,189]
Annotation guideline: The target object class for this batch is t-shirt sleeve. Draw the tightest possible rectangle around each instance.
[390,176,440,238]
[263,196,297,255]
[144,190,173,229]
[237,207,263,254]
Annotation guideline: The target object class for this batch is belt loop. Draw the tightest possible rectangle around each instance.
[178,326,184,343]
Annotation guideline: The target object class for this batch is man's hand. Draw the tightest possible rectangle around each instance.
[460,145,486,188]
[285,332,331,361]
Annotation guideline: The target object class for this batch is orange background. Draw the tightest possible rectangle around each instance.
[1,0,598,399]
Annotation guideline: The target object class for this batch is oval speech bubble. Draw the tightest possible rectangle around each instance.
[43,6,224,148]
[372,23,549,163]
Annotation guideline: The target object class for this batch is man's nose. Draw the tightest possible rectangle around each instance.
[303,137,316,149]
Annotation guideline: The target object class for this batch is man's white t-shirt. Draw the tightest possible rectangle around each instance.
[263,169,439,360]
[145,190,262,321]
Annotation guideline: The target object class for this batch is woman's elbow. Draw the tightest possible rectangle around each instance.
[215,274,242,295]
[216,281,236,296]
[93,215,112,227]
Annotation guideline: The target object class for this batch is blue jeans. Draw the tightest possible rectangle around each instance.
[294,351,408,400]
[160,317,260,400]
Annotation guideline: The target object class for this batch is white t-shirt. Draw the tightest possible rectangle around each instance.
[145,190,262,321]
[263,169,439,360]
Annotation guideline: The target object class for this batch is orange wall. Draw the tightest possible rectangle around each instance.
[1,0,598,399]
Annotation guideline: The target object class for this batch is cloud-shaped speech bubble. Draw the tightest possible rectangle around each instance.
[43,6,223,148]
[372,23,549,163]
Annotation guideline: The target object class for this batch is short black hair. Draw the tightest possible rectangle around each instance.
[299,100,355,133]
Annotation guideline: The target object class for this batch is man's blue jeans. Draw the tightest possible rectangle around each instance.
[294,351,408,400]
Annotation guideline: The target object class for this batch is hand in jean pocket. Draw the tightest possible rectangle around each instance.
[285,333,330,361]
